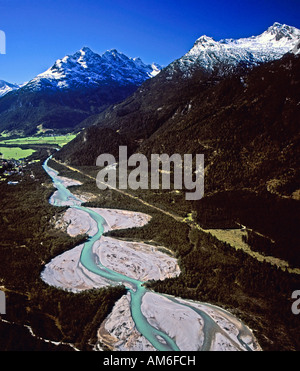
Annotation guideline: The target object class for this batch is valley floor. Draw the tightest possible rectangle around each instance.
[41,175,261,351]
[47,159,300,351]
[0,154,299,351]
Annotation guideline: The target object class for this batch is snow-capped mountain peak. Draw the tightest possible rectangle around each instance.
[194,35,218,46]
[0,80,20,97]
[172,22,300,77]
[24,48,162,91]
[264,22,299,40]
[246,22,300,49]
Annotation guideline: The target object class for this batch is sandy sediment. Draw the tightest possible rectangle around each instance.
[41,206,180,292]
[41,244,114,293]
[46,167,82,188]
[56,207,98,238]
[91,208,151,233]
[97,291,261,351]
[141,292,205,351]
[59,207,152,237]
[94,237,179,282]
[140,293,261,351]
[56,175,82,188]
[97,293,156,351]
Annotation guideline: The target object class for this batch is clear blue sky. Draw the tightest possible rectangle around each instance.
[0,0,299,84]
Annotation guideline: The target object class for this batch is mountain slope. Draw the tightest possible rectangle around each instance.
[55,52,300,271]
[57,52,300,196]
[143,54,300,195]
[0,48,161,135]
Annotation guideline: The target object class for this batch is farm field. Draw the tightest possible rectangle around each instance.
[0,146,36,160]
[0,134,77,147]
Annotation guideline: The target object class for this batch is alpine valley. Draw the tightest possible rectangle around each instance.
[0,23,300,353]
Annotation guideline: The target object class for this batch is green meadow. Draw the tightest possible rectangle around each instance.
[0,134,77,147]
[0,146,36,160]
[0,134,77,160]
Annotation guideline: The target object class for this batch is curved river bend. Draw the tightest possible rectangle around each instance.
[42,157,260,352]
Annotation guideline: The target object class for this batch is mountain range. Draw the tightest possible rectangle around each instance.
[23,47,161,92]
[170,22,300,77]
[1,23,299,137]
[56,45,300,196]
[55,23,300,177]
[0,48,161,135]
[1,21,295,201]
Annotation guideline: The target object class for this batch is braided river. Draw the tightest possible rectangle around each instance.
[42,156,261,352]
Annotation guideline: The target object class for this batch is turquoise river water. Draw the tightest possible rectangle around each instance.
[42,156,258,352]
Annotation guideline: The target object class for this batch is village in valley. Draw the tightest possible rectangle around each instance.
[0,153,37,185]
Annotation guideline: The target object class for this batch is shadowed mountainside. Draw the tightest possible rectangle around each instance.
[56,54,300,198]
